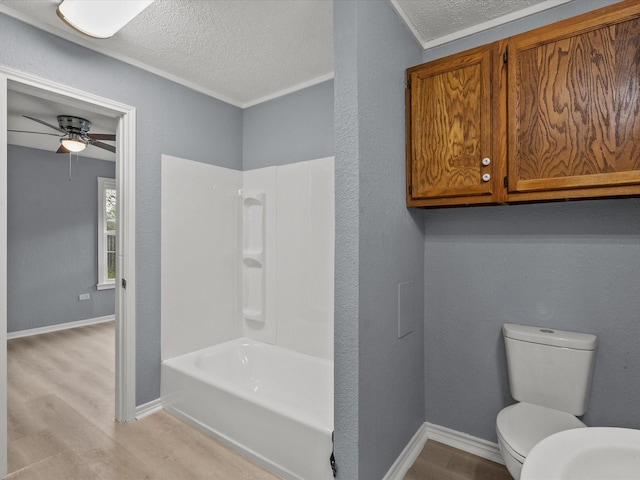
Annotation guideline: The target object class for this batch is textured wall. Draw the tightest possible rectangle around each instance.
[7,145,115,332]
[0,14,243,405]
[333,1,424,478]
[420,0,637,443]
[333,2,361,478]
[242,80,334,170]
[355,3,425,478]
[424,199,640,441]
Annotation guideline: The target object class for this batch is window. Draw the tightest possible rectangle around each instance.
[97,177,116,290]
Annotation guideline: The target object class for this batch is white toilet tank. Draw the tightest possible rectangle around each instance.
[503,323,597,416]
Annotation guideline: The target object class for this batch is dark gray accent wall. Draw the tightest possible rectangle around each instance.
[0,13,243,405]
[421,0,639,443]
[8,145,115,332]
[334,2,424,478]
[242,80,334,170]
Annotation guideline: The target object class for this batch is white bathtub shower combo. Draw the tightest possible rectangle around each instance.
[161,156,335,480]
[162,338,334,479]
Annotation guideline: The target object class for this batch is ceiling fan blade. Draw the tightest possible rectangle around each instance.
[8,129,61,137]
[57,144,71,154]
[90,140,116,153]
[22,115,66,134]
[87,133,116,141]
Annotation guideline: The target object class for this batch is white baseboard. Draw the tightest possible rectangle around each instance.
[383,423,429,480]
[7,314,115,340]
[383,422,504,479]
[136,398,163,420]
[425,422,504,465]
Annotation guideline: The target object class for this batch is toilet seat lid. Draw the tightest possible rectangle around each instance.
[497,402,586,458]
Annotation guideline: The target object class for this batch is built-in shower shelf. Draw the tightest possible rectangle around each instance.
[243,193,265,257]
[243,310,265,324]
[242,255,263,267]
[242,192,266,328]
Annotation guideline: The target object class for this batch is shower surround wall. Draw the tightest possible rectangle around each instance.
[161,154,334,360]
[161,154,334,478]
[161,156,241,360]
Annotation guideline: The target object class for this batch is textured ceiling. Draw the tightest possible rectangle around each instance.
[0,0,577,108]
[1,0,578,158]
[0,0,334,108]
[392,0,572,49]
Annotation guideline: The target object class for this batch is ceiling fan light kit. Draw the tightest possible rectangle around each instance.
[56,0,154,39]
[9,114,116,155]
[58,115,89,152]
[60,134,86,153]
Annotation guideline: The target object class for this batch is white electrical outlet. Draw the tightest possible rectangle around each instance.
[79,293,90,301]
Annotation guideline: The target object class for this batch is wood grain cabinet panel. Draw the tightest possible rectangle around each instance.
[406,45,502,206]
[507,1,640,200]
[406,0,640,208]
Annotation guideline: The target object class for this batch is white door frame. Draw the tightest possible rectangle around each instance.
[0,65,137,477]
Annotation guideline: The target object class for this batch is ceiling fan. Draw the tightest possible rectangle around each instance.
[9,115,116,154]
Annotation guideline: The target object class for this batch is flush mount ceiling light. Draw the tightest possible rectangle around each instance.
[60,133,87,153]
[56,0,154,39]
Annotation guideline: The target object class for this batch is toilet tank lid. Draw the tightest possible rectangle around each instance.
[503,324,597,351]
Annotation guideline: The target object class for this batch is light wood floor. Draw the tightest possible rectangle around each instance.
[7,322,512,480]
[6,322,280,480]
[404,440,512,480]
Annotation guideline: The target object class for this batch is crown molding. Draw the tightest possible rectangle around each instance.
[0,6,334,109]
[391,0,574,51]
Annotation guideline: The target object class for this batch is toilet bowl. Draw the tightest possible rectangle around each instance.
[496,402,586,479]
[496,324,597,480]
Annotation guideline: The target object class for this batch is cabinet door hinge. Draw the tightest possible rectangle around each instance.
[406,77,412,89]
[408,185,413,195]
[503,51,508,64]
[503,176,509,188]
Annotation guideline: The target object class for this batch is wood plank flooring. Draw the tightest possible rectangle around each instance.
[6,322,279,480]
[404,440,512,480]
[7,321,512,480]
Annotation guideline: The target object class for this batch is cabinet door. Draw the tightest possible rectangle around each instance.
[507,2,640,200]
[407,45,498,206]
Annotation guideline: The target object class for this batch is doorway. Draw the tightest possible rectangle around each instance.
[0,66,137,477]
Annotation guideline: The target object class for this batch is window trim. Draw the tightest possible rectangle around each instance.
[97,176,116,290]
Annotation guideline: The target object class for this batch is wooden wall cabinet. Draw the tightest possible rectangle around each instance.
[406,44,503,206]
[406,0,640,207]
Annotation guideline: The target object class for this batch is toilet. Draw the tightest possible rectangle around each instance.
[496,323,597,480]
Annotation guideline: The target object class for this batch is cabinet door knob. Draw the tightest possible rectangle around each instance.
[482,157,491,166]
[482,173,491,182]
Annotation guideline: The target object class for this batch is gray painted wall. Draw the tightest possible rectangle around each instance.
[6,3,633,476]
[8,145,115,333]
[333,2,361,478]
[242,80,334,169]
[334,2,424,478]
[421,0,640,444]
[0,13,243,405]
[424,199,640,442]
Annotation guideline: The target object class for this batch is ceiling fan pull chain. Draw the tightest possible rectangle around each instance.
[69,152,72,181]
